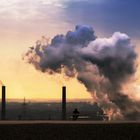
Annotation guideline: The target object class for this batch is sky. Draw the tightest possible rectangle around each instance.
[0,0,140,100]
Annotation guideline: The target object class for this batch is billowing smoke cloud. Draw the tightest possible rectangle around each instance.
[23,25,139,120]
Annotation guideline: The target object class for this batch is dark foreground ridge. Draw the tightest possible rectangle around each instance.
[0,121,140,140]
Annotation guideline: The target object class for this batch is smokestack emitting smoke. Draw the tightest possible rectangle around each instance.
[24,25,139,120]
[1,85,6,120]
[62,86,66,120]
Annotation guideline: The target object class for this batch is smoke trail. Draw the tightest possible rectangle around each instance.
[23,25,139,120]
[0,80,3,86]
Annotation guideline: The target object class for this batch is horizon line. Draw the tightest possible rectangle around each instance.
[0,98,93,103]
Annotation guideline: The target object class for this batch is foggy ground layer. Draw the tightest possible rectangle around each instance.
[3,102,105,120]
[0,121,139,140]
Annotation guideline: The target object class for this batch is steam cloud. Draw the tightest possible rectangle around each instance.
[24,25,139,120]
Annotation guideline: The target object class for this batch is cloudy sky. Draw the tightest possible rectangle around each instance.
[0,0,140,100]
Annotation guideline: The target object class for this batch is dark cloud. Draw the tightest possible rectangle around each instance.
[51,25,96,46]
[79,32,138,120]
[66,25,96,45]
[81,32,137,86]
[24,25,138,120]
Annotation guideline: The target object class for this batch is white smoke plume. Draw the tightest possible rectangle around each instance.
[23,25,139,120]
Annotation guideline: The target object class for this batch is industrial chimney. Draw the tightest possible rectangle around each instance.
[1,85,6,120]
[62,86,66,120]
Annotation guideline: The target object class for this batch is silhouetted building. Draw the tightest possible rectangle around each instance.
[73,108,80,120]
[1,85,6,120]
[62,86,66,120]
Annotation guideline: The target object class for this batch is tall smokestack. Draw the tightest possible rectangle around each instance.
[1,86,6,120]
[62,86,66,120]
